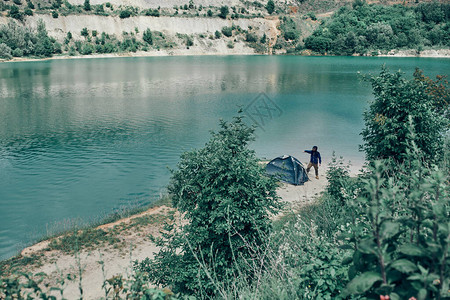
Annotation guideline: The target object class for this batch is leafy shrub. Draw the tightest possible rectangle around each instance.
[135,113,280,296]
[52,0,62,9]
[214,30,221,39]
[24,8,32,15]
[83,0,90,11]
[259,33,266,44]
[284,31,297,41]
[27,0,35,9]
[80,43,94,55]
[221,26,233,37]
[52,10,58,18]
[325,153,353,206]
[0,43,12,60]
[245,32,257,42]
[144,8,159,16]
[11,48,23,57]
[308,12,317,20]
[304,35,331,54]
[185,36,193,47]
[342,157,449,300]
[266,0,274,14]
[207,9,212,17]
[119,9,131,18]
[143,28,153,45]
[8,5,23,21]
[361,67,447,164]
[80,27,89,37]
[218,5,228,19]
[94,4,107,15]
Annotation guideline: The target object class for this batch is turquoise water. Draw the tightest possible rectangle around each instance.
[0,56,449,260]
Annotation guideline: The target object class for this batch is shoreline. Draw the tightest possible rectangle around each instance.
[0,163,355,298]
[2,48,450,64]
[1,161,361,264]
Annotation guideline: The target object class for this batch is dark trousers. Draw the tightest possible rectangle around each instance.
[306,162,319,176]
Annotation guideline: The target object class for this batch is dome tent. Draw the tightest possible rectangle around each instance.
[265,155,309,185]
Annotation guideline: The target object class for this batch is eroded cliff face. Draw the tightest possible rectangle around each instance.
[0,13,282,55]
[20,14,276,40]
[68,0,243,9]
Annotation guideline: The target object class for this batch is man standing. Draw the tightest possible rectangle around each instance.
[304,146,321,179]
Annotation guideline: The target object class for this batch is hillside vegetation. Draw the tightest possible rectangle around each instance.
[0,0,449,60]
[304,1,450,55]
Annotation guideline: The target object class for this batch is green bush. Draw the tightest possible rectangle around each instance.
[84,0,90,11]
[185,36,193,47]
[135,113,280,296]
[81,27,89,37]
[0,43,12,60]
[245,32,257,42]
[266,0,274,14]
[11,48,23,57]
[260,33,267,44]
[143,28,153,45]
[214,30,221,39]
[24,8,32,15]
[119,9,131,18]
[218,5,228,19]
[342,157,449,300]
[221,26,233,37]
[52,10,58,18]
[304,35,332,54]
[144,8,159,16]
[27,0,35,9]
[284,31,297,41]
[8,5,23,21]
[207,9,212,17]
[361,67,447,164]
[308,12,317,20]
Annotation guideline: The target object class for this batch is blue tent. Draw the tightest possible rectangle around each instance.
[265,155,309,185]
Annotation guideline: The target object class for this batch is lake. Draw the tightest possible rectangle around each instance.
[0,55,449,260]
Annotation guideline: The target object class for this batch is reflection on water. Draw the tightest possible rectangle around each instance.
[0,56,449,260]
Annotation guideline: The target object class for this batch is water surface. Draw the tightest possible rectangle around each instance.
[1,56,449,260]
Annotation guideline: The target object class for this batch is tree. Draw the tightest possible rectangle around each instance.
[218,5,228,19]
[221,26,232,37]
[80,27,89,38]
[137,113,280,296]
[0,43,13,60]
[260,33,267,44]
[142,28,152,45]
[266,0,275,14]
[207,9,213,17]
[361,67,447,165]
[119,9,131,18]
[84,0,91,11]
[8,5,23,21]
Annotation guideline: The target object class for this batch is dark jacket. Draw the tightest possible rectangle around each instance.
[305,150,321,164]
